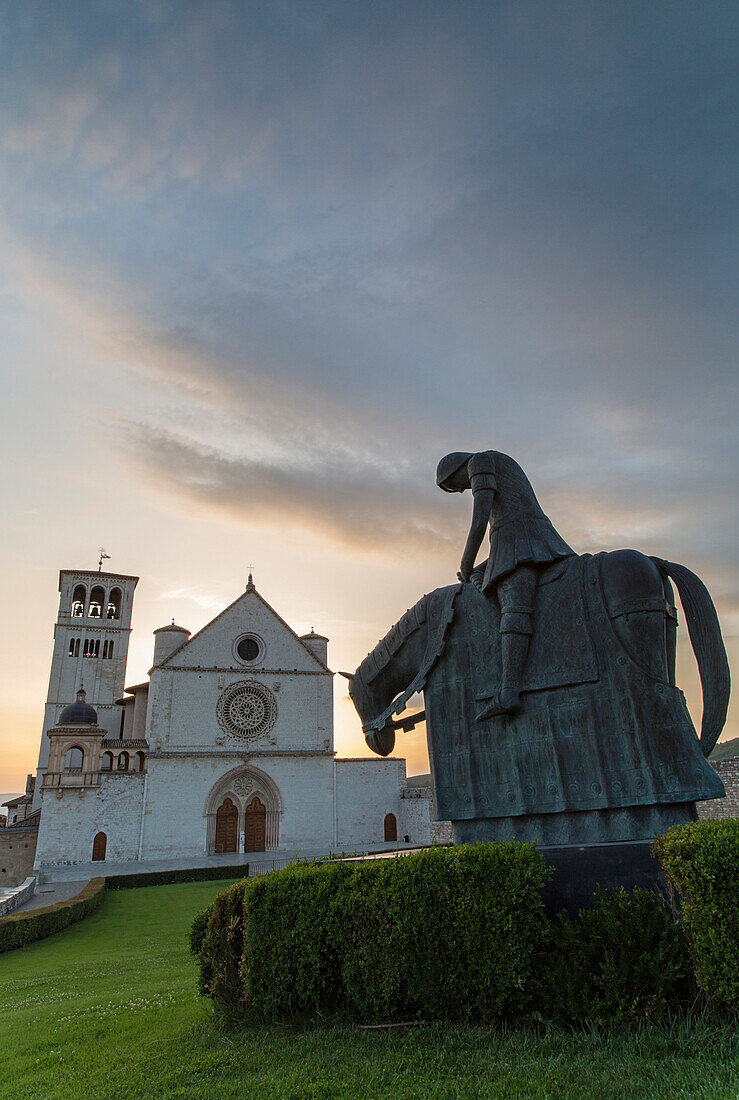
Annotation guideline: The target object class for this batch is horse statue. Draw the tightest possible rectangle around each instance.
[348,457,729,848]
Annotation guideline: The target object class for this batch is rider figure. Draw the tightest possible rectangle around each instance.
[437,450,575,718]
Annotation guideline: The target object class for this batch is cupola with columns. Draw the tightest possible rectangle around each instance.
[42,688,105,792]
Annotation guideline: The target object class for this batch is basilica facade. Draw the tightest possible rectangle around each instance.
[33,568,432,872]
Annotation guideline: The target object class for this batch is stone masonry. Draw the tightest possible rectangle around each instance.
[697,759,739,821]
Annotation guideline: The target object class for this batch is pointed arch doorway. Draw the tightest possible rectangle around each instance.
[244,796,266,852]
[204,766,282,855]
[214,797,238,853]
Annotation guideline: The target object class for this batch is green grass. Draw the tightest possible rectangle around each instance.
[0,881,737,1100]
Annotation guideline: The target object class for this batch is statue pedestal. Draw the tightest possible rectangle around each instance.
[538,840,669,915]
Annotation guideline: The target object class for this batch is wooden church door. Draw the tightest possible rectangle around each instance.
[215,797,238,853]
[92,831,107,861]
[244,796,266,852]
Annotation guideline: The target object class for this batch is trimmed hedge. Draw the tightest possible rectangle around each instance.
[194,844,551,1022]
[0,878,106,953]
[106,864,249,890]
[533,887,694,1025]
[654,819,739,1012]
[194,878,250,1013]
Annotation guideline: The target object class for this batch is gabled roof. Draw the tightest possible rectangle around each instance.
[158,579,330,673]
[2,794,30,808]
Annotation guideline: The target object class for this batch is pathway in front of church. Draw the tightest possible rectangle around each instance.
[12,879,90,913]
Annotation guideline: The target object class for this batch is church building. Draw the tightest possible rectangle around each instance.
[32,568,433,872]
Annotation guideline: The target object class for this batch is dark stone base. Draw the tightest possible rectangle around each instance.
[538,840,669,915]
[452,802,697,846]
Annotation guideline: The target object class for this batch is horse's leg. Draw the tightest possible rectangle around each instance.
[601,549,670,681]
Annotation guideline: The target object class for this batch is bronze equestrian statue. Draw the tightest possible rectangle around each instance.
[348,452,729,850]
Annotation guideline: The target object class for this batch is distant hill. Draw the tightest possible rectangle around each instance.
[710,738,739,762]
[406,773,432,788]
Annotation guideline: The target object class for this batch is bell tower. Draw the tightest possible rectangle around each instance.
[33,568,139,808]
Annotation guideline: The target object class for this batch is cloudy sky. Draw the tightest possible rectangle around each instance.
[1,0,736,791]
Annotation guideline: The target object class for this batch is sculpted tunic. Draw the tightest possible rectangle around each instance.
[469,451,574,592]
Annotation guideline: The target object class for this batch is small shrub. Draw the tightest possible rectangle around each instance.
[0,878,106,952]
[533,886,694,1025]
[189,904,213,958]
[195,878,249,1016]
[240,843,551,1022]
[106,864,248,890]
[654,820,739,1012]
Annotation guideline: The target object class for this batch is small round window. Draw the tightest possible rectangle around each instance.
[236,635,262,663]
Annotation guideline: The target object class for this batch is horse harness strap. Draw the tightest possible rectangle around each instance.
[363,583,462,734]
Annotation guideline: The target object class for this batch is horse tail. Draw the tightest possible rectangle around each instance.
[651,557,730,757]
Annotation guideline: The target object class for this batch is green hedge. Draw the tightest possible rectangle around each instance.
[195,845,551,1022]
[653,819,739,1012]
[0,878,106,953]
[193,878,250,1014]
[106,864,249,890]
[533,886,694,1024]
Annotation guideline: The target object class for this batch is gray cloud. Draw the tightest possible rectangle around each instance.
[121,421,458,554]
[2,2,736,598]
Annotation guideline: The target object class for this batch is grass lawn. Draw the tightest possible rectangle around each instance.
[0,881,737,1100]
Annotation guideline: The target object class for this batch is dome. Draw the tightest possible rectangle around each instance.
[58,688,98,726]
[153,621,190,635]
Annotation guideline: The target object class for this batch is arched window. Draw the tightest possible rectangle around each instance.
[92,832,107,861]
[101,752,113,771]
[68,638,80,657]
[88,586,104,619]
[106,588,122,620]
[384,812,398,842]
[71,585,86,617]
[102,640,114,659]
[64,746,84,773]
[136,751,146,772]
[117,752,129,771]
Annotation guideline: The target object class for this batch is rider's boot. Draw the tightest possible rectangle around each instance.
[476,631,531,721]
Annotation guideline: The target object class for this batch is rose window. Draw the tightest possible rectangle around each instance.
[216,681,277,742]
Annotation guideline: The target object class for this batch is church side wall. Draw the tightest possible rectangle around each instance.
[0,826,38,887]
[335,759,406,850]
[397,793,433,846]
[34,774,144,868]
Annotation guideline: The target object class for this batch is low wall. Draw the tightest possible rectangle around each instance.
[0,825,39,887]
[0,876,36,917]
[698,759,739,821]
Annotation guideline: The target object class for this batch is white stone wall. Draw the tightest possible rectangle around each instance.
[35,773,145,867]
[397,793,433,846]
[335,759,407,850]
[140,754,337,857]
[147,668,332,755]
